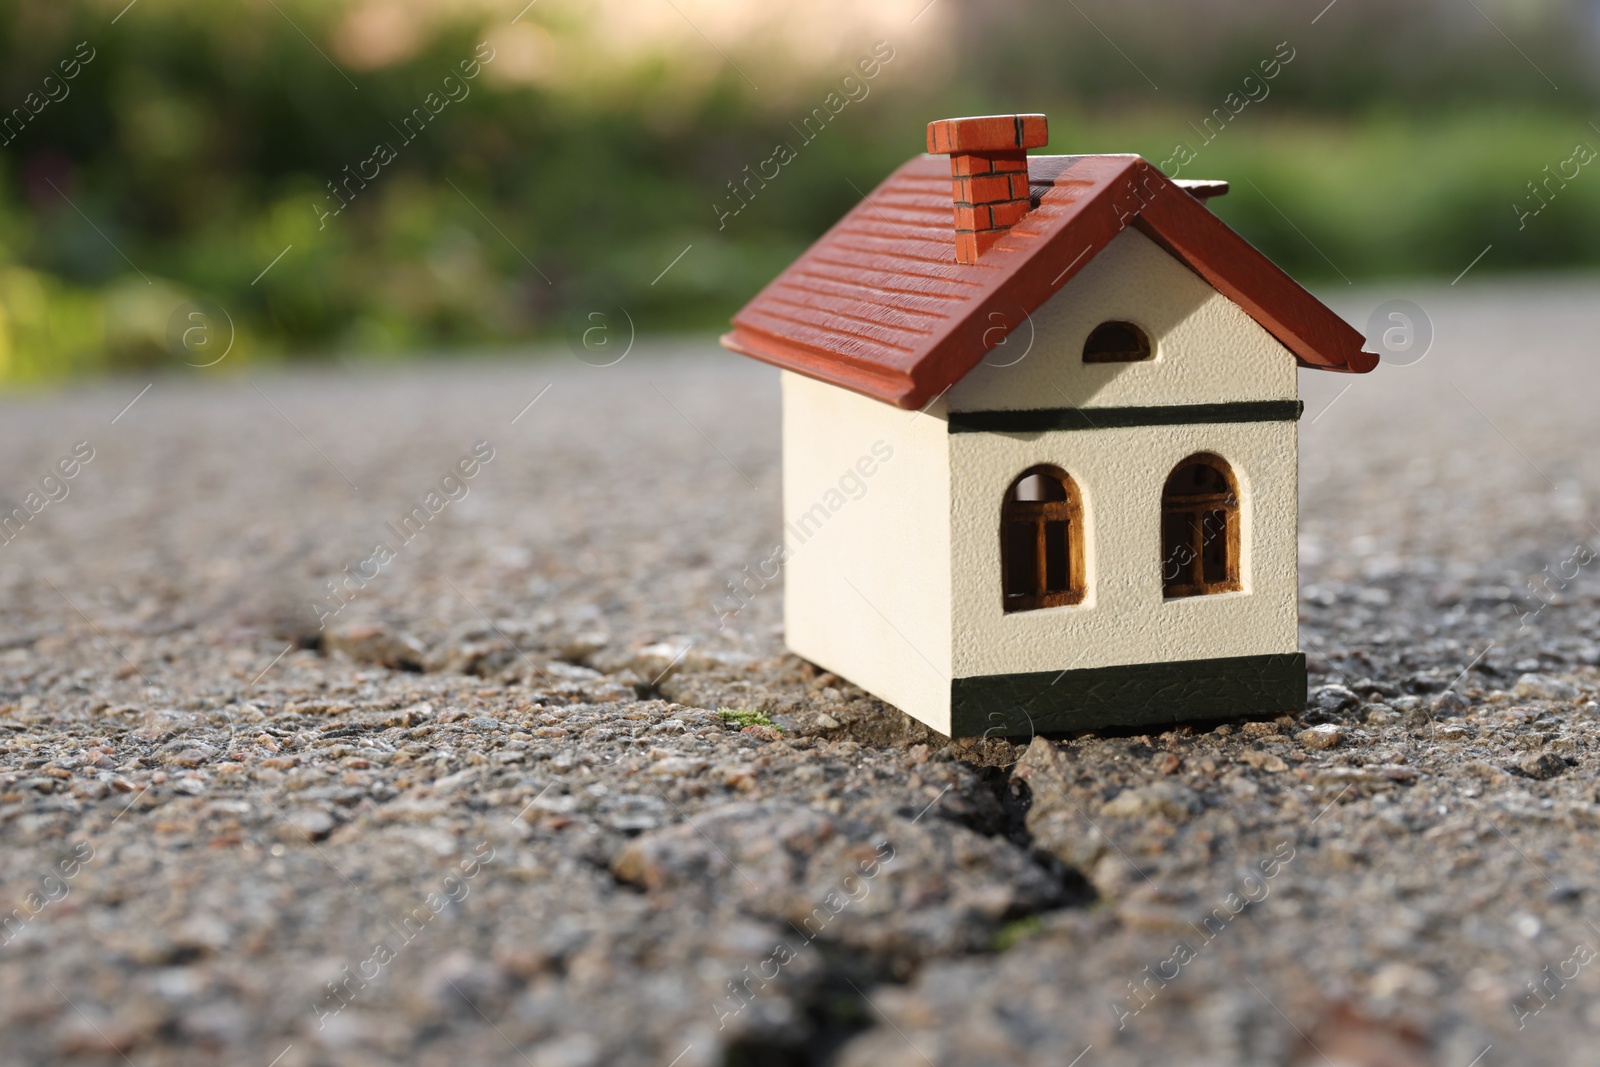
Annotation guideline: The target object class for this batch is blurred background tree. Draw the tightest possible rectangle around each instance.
[0,0,1596,382]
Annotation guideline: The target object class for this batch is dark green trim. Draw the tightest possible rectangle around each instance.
[950,653,1306,737]
[947,400,1304,435]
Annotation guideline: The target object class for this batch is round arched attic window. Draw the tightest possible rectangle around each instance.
[1082,321,1152,363]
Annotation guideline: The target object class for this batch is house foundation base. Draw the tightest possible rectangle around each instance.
[949,652,1306,738]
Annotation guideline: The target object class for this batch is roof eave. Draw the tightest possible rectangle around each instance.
[720,327,919,408]
[1127,161,1379,376]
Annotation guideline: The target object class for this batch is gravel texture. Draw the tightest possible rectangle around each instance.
[4,280,1600,1066]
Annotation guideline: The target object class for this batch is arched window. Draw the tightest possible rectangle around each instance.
[1001,466,1084,612]
[1083,320,1152,363]
[1161,454,1240,598]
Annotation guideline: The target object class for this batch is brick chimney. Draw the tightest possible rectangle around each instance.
[926,114,1048,264]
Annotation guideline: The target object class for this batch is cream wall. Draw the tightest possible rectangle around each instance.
[947,227,1299,412]
[781,371,954,733]
[949,420,1299,678]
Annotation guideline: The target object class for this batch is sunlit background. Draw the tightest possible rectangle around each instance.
[1,0,1598,383]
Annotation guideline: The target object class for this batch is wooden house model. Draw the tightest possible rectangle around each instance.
[721,114,1378,738]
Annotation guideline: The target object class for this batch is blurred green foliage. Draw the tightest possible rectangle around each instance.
[0,0,1597,383]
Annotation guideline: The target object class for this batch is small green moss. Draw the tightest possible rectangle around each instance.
[991,915,1044,952]
[718,707,778,730]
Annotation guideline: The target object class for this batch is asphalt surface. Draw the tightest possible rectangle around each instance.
[3,278,1600,1066]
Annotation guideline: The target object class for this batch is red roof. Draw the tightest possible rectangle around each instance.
[721,152,1378,410]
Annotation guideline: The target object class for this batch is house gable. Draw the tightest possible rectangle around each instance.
[946,227,1298,413]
